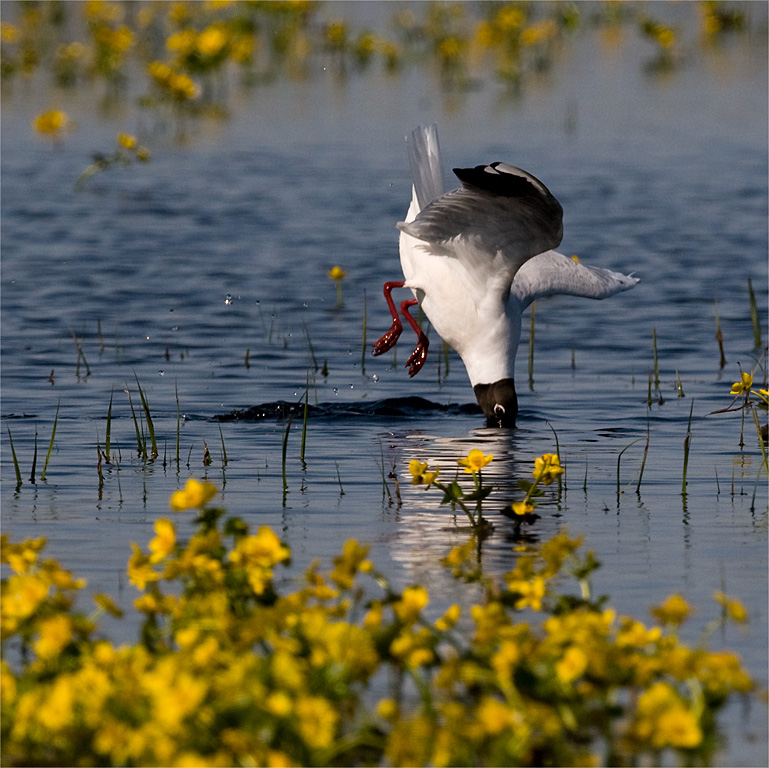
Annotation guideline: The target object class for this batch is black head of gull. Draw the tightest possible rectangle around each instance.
[372,124,639,428]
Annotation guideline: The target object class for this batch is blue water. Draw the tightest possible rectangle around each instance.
[2,10,767,764]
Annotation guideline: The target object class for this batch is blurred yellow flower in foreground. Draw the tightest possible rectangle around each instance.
[169,478,217,511]
[328,265,347,281]
[458,448,493,473]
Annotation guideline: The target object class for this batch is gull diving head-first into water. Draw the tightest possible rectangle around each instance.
[372,124,639,428]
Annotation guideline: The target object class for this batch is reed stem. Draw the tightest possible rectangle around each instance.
[7,428,22,487]
[682,400,694,495]
[41,400,60,481]
[748,277,762,349]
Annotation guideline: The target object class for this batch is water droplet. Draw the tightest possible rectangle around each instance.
[372,374,379,382]
[171,326,178,332]
[350,384,354,389]
[158,370,164,376]
[333,388,338,395]
[225,294,233,305]
[146,335,150,340]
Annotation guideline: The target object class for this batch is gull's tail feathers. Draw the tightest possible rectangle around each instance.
[407,124,445,212]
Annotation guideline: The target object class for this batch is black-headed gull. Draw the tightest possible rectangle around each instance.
[373,124,639,428]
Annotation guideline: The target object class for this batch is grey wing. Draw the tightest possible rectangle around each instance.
[398,162,564,275]
[511,250,639,311]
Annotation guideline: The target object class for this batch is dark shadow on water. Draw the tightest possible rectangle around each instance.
[215,396,483,421]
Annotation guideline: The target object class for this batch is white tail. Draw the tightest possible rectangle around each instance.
[407,124,444,211]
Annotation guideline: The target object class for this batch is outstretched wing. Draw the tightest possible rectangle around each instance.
[511,250,639,311]
[406,124,445,211]
[398,161,563,279]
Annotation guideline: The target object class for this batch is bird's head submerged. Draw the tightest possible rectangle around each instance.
[473,379,518,428]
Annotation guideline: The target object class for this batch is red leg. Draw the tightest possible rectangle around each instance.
[400,299,429,377]
[372,281,406,356]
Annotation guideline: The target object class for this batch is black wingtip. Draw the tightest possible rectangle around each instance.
[453,163,549,200]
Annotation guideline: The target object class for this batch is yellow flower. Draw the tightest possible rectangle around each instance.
[127,544,160,591]
[408,459,439,486]
[197,25,228,58]
[651,593,692,626]
[556,645,588,684]
[295,695,338,750]
[34,614,73,659]
[32,110,71,136]
[2,535,46,574]
[169,478,217,511]
[730,371,753,395]
[458,448,493,474]
[394,585,429,623]
[533,453,564,485]
[435,604,461,631]
[229,527,290,594]
[376,697,398,720]
[508,577,546,611]
[713,590,748,623]
[117,132,137,149]
[328,265,347,281]
[476,696,512,735]
[149,518,176,563]
[510,500,535,516]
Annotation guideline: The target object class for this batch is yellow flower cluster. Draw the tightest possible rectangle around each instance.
[1,484,755,767]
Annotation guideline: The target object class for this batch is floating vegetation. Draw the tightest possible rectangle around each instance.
[0,481,756,767]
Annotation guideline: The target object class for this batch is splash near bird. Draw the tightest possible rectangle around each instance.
[372,124,639,427]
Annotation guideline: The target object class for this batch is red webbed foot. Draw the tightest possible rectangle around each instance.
[401,299,429,377]
[372,280,406,357]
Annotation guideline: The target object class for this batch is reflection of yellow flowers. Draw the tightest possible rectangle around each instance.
[458,449,493,474]
[147,61,200,100]
[533,453,564,485]
[169,478,217,511]
[32,110,72,137]
[730,371,753,395]
[117,132,137,149]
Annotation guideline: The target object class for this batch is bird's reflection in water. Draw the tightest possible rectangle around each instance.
[379,427,566,592]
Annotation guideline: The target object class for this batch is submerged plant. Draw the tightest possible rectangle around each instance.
[0,482,755,767]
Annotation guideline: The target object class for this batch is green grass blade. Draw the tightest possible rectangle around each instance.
[682,400,694,495]
[104,391,112,465]
[126,385,145,459]
[175,381,181,466]
[218,423,228,466]
[41,399,60,481]
[7,427,22,487]
[134,374,158,460]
